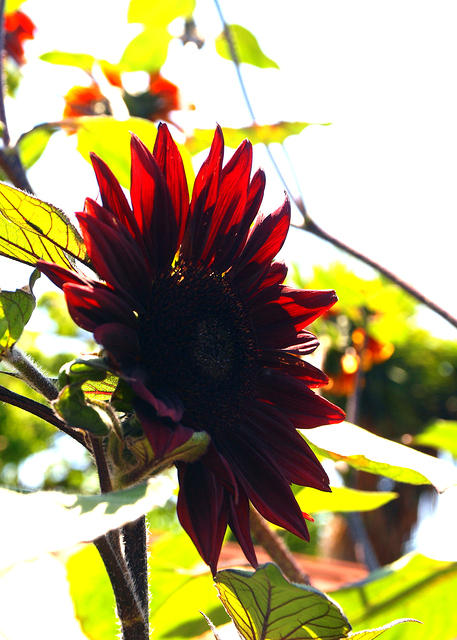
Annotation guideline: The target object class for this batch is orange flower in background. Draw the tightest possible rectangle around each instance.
[63,84,111,119]
[122,72,180,123]
[3,10,35,66]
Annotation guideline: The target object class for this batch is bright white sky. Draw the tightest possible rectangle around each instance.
[3,0,457,340]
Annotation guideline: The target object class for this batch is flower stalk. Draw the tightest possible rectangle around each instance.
[4,346,59,400]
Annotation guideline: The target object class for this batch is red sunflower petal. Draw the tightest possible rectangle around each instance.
[228,489,258,568]
[259,351,329,388]
[153,123,189,246]
[94,322,140,368]
[136,409,194,459]
[130,134,178,273]
[177,462,228,574]
[36,260,91,289]
[63,282,136,332]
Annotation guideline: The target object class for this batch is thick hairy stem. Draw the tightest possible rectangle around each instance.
[123,517,149,620]
[91,436,149,639]
[250,508,310,584]
[4,347,58,400]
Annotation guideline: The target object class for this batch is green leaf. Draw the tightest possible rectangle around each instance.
[127,0,196,24]
[347,620,421,639]
[186,121,327,155]
[0,269,38,354]
[303,421,457,492]
[120,27,172,72]
[332,553,457,639]
[17,125,57,169]
[215,563,351,640]
[215,24,279,69]
[66,544,117,640]
[296,486,398,514]
[76,115,194,189]
[0,182,88,268]
[40,51,95,71]
[5,0,25,12]
[0,478,171,571]
[53,384,112,435]
[82,375,119,401]
[413,420,457,457]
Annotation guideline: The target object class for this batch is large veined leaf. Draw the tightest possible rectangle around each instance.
[40,51,95,71]
[0,269,39,355]
[303,422,457,492]
[215,563,351,640]
[76,116,194,189]
[295,486,398,514]
[413,420,457,457]
[332,553,457,639]
[0,477,173,571]
[186,122,327,155]
[0,182,87,268]
[215,24,279,69]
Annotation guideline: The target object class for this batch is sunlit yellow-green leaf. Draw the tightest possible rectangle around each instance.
[413,420,457,457]
[120,27,172,72]
[296,486,398,514]
[0,478,171,571]
[0,269,38,354]
[40,50,95,71]
[215,563,351,640]
[333,553,457,639]
[82,375,118,401]
[5,0,25,12]
[17,125,57,169]
[76,115,194,189]
[186,121,327,155]
[347,619,421,639]
[215,24,279,69]
[128,0,195,25]
[303,421,457,492]
[0,182,87,267]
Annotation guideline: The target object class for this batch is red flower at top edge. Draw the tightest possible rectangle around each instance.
[38,124,344,574]
[4,11,35,66]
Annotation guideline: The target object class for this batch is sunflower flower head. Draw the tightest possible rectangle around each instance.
[38,124,344,574]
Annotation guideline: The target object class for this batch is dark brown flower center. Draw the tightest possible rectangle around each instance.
[138,265,258,433]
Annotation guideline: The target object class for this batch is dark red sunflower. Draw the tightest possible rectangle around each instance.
[3,10,35,66]
[38,124,344,573]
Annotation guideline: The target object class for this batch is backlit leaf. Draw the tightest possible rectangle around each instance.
[76,115,194,189]
[127,0,195,25]
[0,269,38,354]
[17,125,57,169]
[0,477,172,571]
[296,486,398,514]
[40,50,95,71]
[120,27,172,72]
[82,375,118,401]
[215,563,351,640]
[347,620,421,639]
[186,122,326,154]
[413,420,457,457]
[332,553,457,639]
[5,0,25,12]
[303,421,457,492]
[0,182,87,267]
[215,24,279,69]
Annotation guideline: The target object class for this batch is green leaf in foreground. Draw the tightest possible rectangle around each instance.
[332,553,457,639]
[0,182,88,268]
[76,116,194,189]
[0,269,38,354]
[185,121,326,155]
[120,27,171,72]
[413,419,457,457]
[215,563,351,640]
[295,486,398,514]
[40,50,95,71]
[303,421,457,492]
[216,24,279,69]
[0,477,172,571]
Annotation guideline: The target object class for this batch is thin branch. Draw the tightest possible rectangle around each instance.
[0,383,89,448]
[250,508,310,584]
[4,346,59,400]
